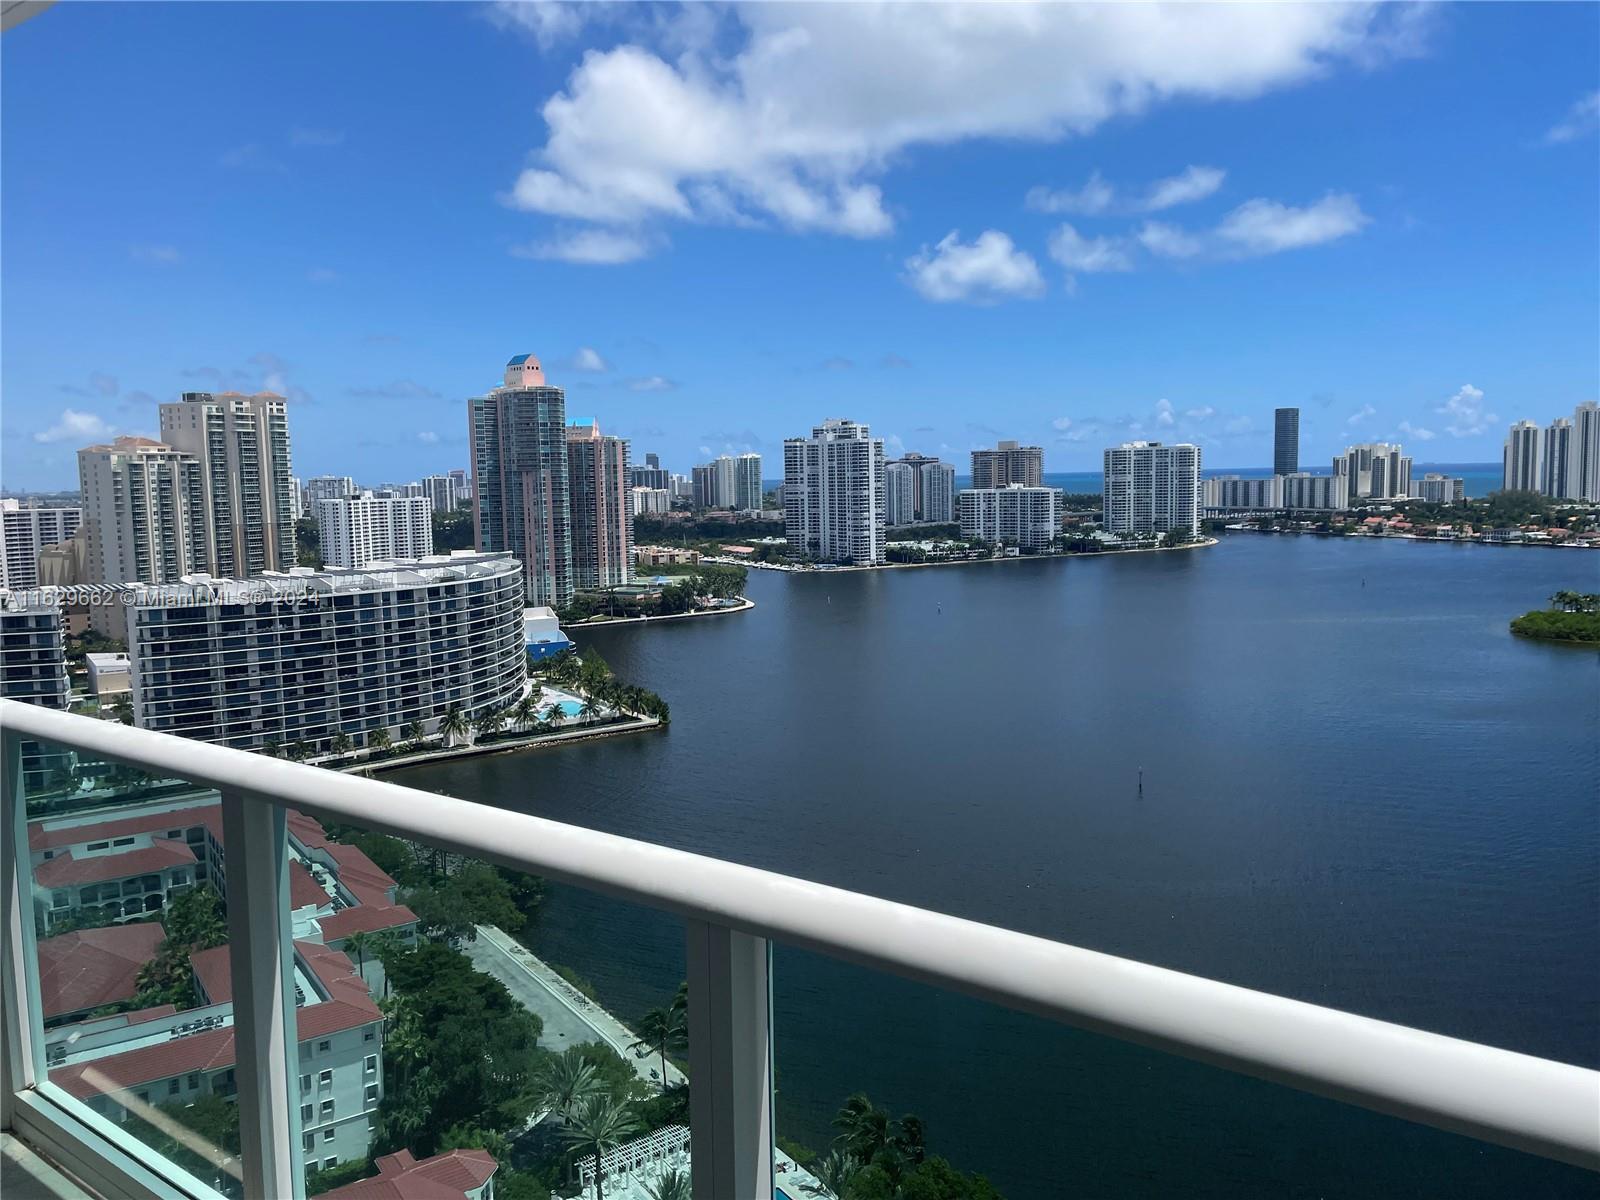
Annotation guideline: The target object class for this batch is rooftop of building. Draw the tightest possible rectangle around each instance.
[36,924,167,1019]
[120,550,521,606]
[35,839,197,888]
[321,1148,497,1200]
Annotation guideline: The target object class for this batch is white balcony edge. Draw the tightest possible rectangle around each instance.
[3,699,1597,1172]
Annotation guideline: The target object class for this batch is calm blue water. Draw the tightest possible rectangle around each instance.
[407,535,1596,1197]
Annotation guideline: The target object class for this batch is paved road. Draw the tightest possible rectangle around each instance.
[466,924,685,1088]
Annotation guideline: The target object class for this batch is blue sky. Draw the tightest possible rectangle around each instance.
[3,2,1597,490]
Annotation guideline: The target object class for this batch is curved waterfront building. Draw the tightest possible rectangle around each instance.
[126,551,526,753]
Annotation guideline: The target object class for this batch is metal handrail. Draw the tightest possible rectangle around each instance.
[3,698,1596,1170]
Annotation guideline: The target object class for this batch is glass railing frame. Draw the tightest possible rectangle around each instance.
[2,699,1597,1200]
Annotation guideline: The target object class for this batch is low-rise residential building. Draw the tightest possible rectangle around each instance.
[635,546,700,567]
[1280,472,1346,510]
[959,484,1060,550]
[1414,473,1466,505]
[124,552,526,755]
[524,606,574,661]
[323,1148,498,1200]
[1203,476,1280,510]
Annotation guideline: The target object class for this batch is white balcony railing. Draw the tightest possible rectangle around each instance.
[2,696,1597,1200]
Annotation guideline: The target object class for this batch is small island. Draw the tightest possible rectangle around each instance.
[1510,590,1600,645]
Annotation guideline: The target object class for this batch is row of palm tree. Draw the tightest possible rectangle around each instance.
[1549,590,1599,613]
[532,1049,641,1200]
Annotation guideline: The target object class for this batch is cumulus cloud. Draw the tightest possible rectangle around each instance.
[628,375,677,392]
[35,409,115,444]
[905,230,1044,304]
[500,4,1417,257]
[571,347,610,372]
[1398,420,1436,442]
[1026,171,1114,216]
[1436,384,1496,437]
[1140,193,1368,261]
[1051,417,1074,431]
[1030,165,1224,215]
[1346,404,1377,426]
[1185,406,1216,420]
[1047,224,1133,274]
[417,431,440,444]
[1154,398,1176,427]
[512,229,655,265]
[1542,90,1600,145]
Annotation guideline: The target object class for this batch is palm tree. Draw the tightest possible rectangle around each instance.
[543,702,566,730]
[533,1048,602,1121]
[804,1151,861,1198]
[260,739,281,759]
[512,695,538,732]
[345,931,371,979]
[380,995,427,1088]
[628,1001,687,1089]
[330,731,352,758]
[561,1093,642,1200]
[473,707,506,740]
[287,739,310,762]
[644,1168,691,1200]
[440,705,469,745]
[1551,590,1579,612]
[404,719,425,752]
[580,695,606,724]
[369,726,392,756]
[890,1113,926,1166]
[833,1093,890,1165]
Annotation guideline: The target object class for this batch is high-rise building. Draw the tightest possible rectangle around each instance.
[630,462,671,490]
[733,453,764,511]
[304,475,357,507]
[566,421,633,590]
[1102,442,1202,537]
[77,437,206,586]
[469,354,573,610]
[159,391,295,578]
[1542,419,1573,500]
[288,476,304,523]
[125,552,525,753]
[919,460,956,523]
[885,461,917,526]
[316,494,433,569]
[691,464,718,510]
[1,588,71,789]
[1203,476,1282,509]
[1280,472,1346,510]
[1572,401,1600,502]
[1,500,81,590]
[422,473,462,513]
[1414,474,1465,505]
[959,484,1060,550]
[784,419,886,565]
[1274,408,1300,476]
[669,473,692,501]
[629,487,672,516]
[448,467,471,501]
[1333,443,1412,502]
[971,440,1043,489]
[1502,420,1542,493]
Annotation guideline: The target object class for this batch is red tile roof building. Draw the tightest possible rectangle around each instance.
[321,1148,498,1200]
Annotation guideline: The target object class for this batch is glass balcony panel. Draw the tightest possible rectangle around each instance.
[770,944,1595,1199]
[18,738,245,1198]
[293,819,692,1199]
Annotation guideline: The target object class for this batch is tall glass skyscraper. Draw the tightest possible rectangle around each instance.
[1273,407,1300,476]
[469,354,574,609]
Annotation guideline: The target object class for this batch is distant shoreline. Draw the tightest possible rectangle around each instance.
[719,537,1217,575]
[569,596,755,626]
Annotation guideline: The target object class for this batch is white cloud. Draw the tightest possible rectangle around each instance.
[572,347,609,372]
[1047,224,1132,274]
[1542,90,1599,145]
[1140,193,1368,260]
[488,0,593,49]
[501,5,1418,253]
[1214,192,1369,255]
[628,375,677,392]
[1026,171,1114,216]
[905,230,1044,304]
[1144,165,1226,211]
[1051,417,1074,431]
[1185,405,1215,420]
[1398,420,1436,442]
[1346,404,1377,426]
[418,431,440,444]
[1154,398,1176,427]
[130,244,182,265]
[512,229,655,265]
[1435,384,1497,437]
[35,409,114,444]
[1137,221,1205,259]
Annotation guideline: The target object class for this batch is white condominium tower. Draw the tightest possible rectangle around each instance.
[885,461,917,526]
[1,500,81,590]
[1332,443,1412,502]
[304,475,357,506]
[77,436,207,585]
[920,459,956,523]
[1574,401,1600,501]
[469,354,574,609]
[316,494,434,569]
[422,474,464,513]
[733,452,763,511]
[566,421,633,589]
[784,419,887,565]
[125,552,526,753]
[1102,441,1202,537]
[159,390,295,578]
[1542,419,1572,499]
[1503,420,1542,492]
[886,454,955,525]
[959,484,1060,550]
